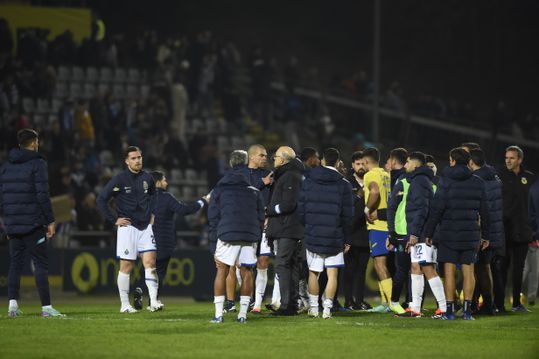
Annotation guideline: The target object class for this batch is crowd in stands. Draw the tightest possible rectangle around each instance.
[1,18,537,247]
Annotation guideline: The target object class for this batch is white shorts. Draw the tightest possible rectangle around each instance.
[259,232,273,256]
[214,239,257,267]
[306,249,345,273]
[410,243,437,264]
[116,224,156,261]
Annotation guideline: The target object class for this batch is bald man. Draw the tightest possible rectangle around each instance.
[266,146,305,315]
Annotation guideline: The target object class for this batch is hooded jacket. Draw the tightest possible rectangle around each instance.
[298,166,354,254]
[208,166,265,245]
[406,166,435,238]
[0,148,55,235]
[266,158,305,240]
[424,164,490,250]
[474,165,504,249]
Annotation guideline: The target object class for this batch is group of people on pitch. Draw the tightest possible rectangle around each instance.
[2,129,537,322]
[206,143,537,323]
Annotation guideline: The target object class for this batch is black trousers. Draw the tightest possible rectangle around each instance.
[343,246,370,305]
[492,242,529,309]
[156,256,171,298]
[275,238,301,311]
[391,249,412,303]
[8,227,51,306]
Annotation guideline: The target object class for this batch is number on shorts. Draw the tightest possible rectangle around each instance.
[415,245,423,258]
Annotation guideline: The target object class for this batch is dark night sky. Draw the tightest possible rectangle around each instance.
[84,0,539,112]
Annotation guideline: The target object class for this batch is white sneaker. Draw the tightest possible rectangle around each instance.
[322,309,332,319]
[120,305,138,313]
[308,309,319,318]
[147,300,164,312]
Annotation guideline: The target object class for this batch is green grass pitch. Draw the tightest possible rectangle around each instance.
[1,296,538,358]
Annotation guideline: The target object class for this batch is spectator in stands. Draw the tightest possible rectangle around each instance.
[75,100,96,148]
[77,192,105,231]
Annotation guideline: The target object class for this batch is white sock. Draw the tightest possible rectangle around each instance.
[145,268,159,306]
[390,301,400,308]
[428,276,447,312]
[236,267,242,287]
[42,305,52,310]
[117,272,130,308]
[323,298,333,312]
[411,274,424,313]
[214,295,225,318]
[271,274,281,305]
[239,296,251,319]
[254,268,268,308]
[309,293,319,313]
[9,299,18,309]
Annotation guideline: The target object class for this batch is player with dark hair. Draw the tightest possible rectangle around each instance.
[468,148,504,315]
[424,147,490,320]
[97,146,161,313]
[2,129,64,317]
[362,147,398,313]
[133,170,208,309]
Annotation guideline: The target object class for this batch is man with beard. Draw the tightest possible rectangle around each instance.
[343,151,373,310]
[97,146,161,313]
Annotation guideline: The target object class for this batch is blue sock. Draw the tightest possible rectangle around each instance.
[446,301,454,315]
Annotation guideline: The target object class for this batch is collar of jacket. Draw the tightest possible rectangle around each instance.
[274,157,305,179]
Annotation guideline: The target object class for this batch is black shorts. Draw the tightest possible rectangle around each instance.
[438,244,477,265]
[476,248,494,265]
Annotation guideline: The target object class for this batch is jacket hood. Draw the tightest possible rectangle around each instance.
[410,165,434,180]
[474,164,497,181]
[8,148,42,164]
[309,166,344,184]
[442,164,472,181]
[218,166,251,186]
[274,157,305,179]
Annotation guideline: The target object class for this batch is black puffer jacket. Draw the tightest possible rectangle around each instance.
[424,164,490,250]
[266,158,305,240]
[406,166,435,238]
[298,166,354,254]
[0,148,54,235]
[474,165,504,249]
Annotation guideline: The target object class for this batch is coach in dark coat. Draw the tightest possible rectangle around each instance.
[496,145,536,311]
[266,146,304,315]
